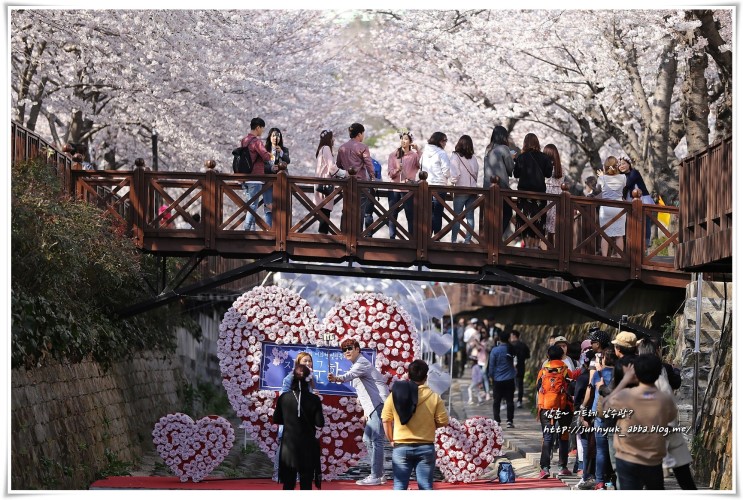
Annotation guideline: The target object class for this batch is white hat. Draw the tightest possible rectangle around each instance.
[470,318,479,324]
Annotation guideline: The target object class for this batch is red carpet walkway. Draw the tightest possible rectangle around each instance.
[91,476,566,490]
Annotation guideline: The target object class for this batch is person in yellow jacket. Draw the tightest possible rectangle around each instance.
[381,359,449,490]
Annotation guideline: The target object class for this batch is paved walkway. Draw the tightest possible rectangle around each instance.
[447,366,705,490]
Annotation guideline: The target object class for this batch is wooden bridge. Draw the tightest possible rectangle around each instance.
[14,122,731,335]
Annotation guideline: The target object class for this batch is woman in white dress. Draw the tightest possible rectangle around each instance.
[543,144,565,246]
[597,157,627,257]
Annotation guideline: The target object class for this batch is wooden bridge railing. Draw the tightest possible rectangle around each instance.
[676,135,732,271]
[66,162,687,287]
[11,120,689,287]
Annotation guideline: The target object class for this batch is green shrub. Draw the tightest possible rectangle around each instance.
[11,159,200,369]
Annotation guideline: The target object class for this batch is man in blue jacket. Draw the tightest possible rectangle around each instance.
[488,329,517,428]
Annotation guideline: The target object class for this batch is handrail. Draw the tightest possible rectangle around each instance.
[12,121,689,286]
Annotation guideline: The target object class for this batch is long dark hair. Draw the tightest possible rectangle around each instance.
[543,144,563,178]
[522,133,541,152]
[454,135,474,159]
[397,132,413,160]
[486,125,509,154]
[315,130,333,158]
[428,131,447,148]
[265,127,284,152]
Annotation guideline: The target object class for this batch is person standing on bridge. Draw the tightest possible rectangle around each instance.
[597,157,627,257]
[241,117,272,231]
[483,125,515,234]
[542,144,565,247]
[420,132,451,238]
[386,130,421,239]
[513,133,553,249]
[449,134,480,243]
[315,130,347,234]
[263,127,290,228]
[336,123,375,231]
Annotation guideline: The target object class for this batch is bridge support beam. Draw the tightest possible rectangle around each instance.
[119,253,660,339]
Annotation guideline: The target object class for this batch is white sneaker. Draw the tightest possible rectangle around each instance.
[356,475,385,486]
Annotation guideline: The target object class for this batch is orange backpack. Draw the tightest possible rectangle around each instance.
[537,360,571,411]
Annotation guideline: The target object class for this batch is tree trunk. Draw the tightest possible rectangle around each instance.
[645,37,678,201]
[681,12,710,155]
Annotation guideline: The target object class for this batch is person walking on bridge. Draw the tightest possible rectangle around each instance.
[241,117,272,231]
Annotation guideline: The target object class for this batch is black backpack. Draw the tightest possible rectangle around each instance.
[232,137,259,174]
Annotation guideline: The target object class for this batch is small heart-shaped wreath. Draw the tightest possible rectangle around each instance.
[152,413,235,482]
[435,416,504,483]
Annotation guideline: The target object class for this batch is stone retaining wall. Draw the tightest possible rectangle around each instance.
[11,352,186,489]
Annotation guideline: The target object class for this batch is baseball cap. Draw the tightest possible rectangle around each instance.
[611,331,637,348]
[553,336,568,344]
[580,339,592,351]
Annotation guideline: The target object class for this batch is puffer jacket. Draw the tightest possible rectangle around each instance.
[420,144,451,186]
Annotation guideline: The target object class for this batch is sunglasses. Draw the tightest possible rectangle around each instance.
[341,345,355,352]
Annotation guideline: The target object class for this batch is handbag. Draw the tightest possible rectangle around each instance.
[318,170,342,196]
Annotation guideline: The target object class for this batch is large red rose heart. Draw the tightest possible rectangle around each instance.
[435,416,504,483]
[217,285,420,480]
[152,413,235,482]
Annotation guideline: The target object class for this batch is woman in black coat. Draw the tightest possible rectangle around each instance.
[273,364,324,490]
[513,133,553,248]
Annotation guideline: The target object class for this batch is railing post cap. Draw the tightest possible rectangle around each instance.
[348,167,358,176]
[134,158,146,168]
[561,182,570,192]
[418,170,428,181]
[205,160,217,169]
[632,188,642,199]
[491,175,499,185]
[277,162,288,172]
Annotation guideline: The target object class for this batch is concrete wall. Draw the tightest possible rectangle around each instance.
[11,353,186,489]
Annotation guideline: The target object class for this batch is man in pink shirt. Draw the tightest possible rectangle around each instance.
[336,123,375,230]
[241,117,272,231]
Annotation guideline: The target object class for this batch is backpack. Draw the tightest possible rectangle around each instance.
[371,158,382,179]
[232,137,259,174]
[497,461,516,483]
[537,360,571,411]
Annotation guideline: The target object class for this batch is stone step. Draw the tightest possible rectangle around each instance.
[686,281,732,300]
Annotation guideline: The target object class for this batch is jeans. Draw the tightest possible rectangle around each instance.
[594,418,612,483]
[492,379,515,424]
[539,409,571,470]
[363,405,386,479]
[431,192,446,237]
[243,182,263,230]
[580,430,595,479]
[615,457,664,490]
[392,444,435,490]
[451,194,476,242]
[387,191,403,238]
[359,192,373,234]
[263,181,273,228]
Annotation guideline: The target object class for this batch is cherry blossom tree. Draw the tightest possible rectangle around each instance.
[11,8,732,199]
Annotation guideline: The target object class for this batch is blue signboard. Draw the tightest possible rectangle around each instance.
[260,343,376,396]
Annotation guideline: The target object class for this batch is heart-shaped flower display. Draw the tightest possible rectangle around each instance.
[152,413,235,482]
[217,285,420,480]
[435,416,504,483]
